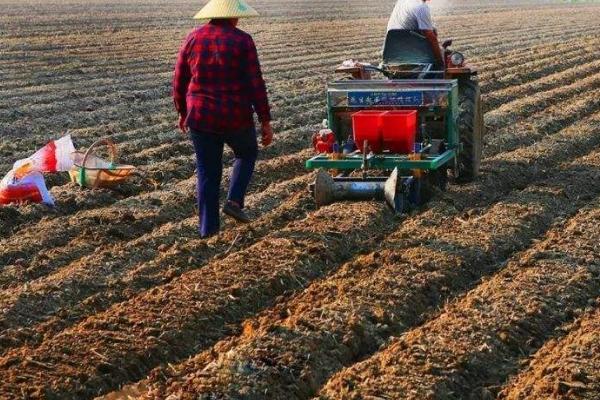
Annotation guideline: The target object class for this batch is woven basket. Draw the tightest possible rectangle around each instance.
[69,138,135,189]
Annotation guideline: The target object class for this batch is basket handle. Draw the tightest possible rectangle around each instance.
[81,138,118,169]
[79,138,118,188]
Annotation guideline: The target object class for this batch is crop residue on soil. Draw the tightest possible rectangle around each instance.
[1,1,600,399]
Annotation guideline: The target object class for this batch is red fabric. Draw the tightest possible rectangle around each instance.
[0,184,42,205]
[313,131,336,153]
[173,20,271,134]
[38,140,57,172]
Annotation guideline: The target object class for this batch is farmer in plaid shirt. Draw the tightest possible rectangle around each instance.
[174,0,273,238]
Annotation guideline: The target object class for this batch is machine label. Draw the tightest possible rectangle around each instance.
[348,91,424,107]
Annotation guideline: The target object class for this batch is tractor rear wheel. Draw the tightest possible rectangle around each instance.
[455,79,484,182]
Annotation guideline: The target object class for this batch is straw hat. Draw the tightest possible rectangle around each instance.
[193,0,260,19]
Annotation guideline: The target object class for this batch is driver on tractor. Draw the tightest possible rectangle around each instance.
[387,0,444,68]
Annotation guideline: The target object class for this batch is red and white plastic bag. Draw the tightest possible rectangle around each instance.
[0,171,53,206]
[0,135,75,206]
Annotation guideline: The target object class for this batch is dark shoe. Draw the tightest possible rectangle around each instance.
[199,228,219,239]
[223,202,251,223]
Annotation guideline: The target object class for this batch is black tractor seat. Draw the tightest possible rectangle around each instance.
[382,30,443,79]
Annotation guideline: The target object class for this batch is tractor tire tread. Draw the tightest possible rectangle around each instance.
[455,79,484,182]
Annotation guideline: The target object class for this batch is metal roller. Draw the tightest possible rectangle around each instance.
[312,168,412,214]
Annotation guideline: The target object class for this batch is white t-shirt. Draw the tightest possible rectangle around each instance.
[387,0,434,31]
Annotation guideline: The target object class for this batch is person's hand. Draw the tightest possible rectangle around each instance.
[178,115,188,134]
[261,121,273,147]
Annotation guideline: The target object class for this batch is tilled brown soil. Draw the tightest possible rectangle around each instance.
[1,1,600,399]
[318,194,600,400]
[103,149,600,400]
[499,301,600,400]
[0,202,398,399]
[0,173,314,353]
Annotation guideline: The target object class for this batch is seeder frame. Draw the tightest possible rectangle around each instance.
[305,79,460,174]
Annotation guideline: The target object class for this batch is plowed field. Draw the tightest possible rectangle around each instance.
[0,1,599,399]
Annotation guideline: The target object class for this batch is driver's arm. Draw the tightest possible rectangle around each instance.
[415,5,444,67]
[423,30,444,67]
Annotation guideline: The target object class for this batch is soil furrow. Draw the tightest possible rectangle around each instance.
[319,193,600,400]
[485,72,600,131]
[118,140,600,400]
[1,3,599,400]
[1,11,592,77]
[1,26,591,113]
[483,55,600,111]
[463,110,600,209]
[1,94,590,331]
[0,202,396,399]
[2,19,596,119]
[0,7,583,63]
[0,113,319,239]
[3,45,596,209]
[4,75,600,400]
[0,174,313,354]
[484,89,600,158]
[499,301,600,400]
[479,40,600,95]
[0,112,321,232]
[0,36,588,129]
[0,150,310,279]
[0,98,321,236]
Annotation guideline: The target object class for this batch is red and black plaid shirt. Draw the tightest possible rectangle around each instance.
[173,20,271,133]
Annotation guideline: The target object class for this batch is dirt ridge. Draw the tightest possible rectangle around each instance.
[319,194,600,399]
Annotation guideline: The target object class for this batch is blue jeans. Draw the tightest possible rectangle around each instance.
[190,127,258,237]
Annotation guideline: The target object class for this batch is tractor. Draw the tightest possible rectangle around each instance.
[306,30,484,213]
